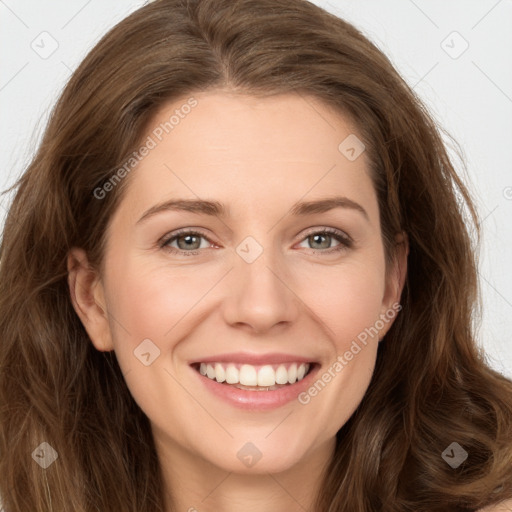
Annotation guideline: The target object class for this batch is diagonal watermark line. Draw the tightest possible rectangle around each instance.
[265,265,338,337]
[266,163,337,234]
[61,60,74,74]
[479,270,512,309]
[472,61,512,105]
[104,306,132,337]
[295,89,337,131]
[0,0,29,28]
[163,267,234,338]
[163,367,234,437]
[200,471,233,502]
[471,0,503,30]
[478,204,499,230]
[266,473,309,511]
[412,61,439,90]
[61,0,93,29]
[265,410,294,438]
[0,62,29,92]
[408,0,439,29]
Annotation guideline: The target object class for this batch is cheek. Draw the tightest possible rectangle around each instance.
[102,255,207,382]
[107,257,208,337]
[103,262,206,425]
[293,262,386,426]
[292,258,387,345]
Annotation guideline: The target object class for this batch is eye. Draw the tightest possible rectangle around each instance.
[296,227,353,254]
[159,229,214,254]
[159,227,353,256]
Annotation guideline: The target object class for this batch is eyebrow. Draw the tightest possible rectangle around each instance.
[136,196,369,224]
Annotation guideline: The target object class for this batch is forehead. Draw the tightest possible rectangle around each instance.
[150,91,362,161]
[113,90,377,224]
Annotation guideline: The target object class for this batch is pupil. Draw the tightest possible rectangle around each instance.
[179,235,199,250]
[311,234,329,249]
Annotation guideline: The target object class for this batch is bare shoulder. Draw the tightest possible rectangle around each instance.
[478,499,512,511]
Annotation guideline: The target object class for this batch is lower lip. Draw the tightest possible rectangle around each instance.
[191,364,320,411]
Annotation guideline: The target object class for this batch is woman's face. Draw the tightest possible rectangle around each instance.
[69,90,406,475]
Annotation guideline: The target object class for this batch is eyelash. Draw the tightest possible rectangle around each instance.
[159,227,353,256]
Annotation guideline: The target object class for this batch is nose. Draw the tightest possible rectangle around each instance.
[221,246,301,334]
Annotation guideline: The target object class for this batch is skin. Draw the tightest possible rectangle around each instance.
[480,503,512,512]
[68,90,409,512]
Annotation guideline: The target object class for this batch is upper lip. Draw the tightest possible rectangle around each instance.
[190,352,317,366]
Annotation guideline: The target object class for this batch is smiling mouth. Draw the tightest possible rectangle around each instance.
[191,361,317,391]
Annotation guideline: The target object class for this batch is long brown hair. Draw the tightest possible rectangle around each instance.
[1,0,511,510]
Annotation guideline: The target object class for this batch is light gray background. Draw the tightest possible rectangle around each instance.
[1,0,511,377]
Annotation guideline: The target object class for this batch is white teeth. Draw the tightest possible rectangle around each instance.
[225,364,239,384]
[275,365,289,384]
[288,363,297,384]
[239,364,258,386]
[206,364,215,380]
[197,362,311,387]
[214,363,226,383]
[257,365,275,386]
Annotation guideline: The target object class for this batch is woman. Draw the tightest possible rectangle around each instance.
[0,0,511,510]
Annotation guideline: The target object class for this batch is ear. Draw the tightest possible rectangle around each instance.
[67,247,114,352]
[379,231,409,339]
